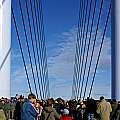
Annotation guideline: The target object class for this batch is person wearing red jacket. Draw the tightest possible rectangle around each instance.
[60,109,72,120]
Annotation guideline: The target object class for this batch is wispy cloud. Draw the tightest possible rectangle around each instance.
[11,26,111,99]
[47,27,111,99]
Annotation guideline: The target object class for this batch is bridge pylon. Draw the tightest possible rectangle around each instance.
[112,0,120,101]
[0,0,11,98]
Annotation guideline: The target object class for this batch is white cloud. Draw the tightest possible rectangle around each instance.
[47,27,111,99]
[11,26,111,99]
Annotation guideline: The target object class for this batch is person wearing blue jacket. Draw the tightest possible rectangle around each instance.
[21,93,38,120]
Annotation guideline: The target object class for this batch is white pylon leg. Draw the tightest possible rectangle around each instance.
[112,0,120,101]
[0,0,11,98]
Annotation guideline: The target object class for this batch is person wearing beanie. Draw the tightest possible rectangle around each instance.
[60,109,72,120]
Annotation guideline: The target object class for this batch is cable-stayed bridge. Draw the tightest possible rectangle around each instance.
[0,0,119,101]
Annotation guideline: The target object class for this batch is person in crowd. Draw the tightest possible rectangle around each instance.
[0,105,6,120]
[76,102,82,120]
[54,98,65,115]
[86,98,96,120]
[36,100,43,120]
[115,102,120,120]
[68,100,77,120]
[41,98,60,120]
[110,99,118,120]
[78,101,87,120]
[21,93,38,120]
[60,109,72,120]
[96,96,112,120]
[14,95,24,120]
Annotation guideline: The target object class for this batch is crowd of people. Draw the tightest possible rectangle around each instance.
[0,94,120,120]
[0,97,15,120]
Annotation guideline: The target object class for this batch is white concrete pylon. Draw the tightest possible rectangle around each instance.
[0,0,11,98]
[112,0,120,101]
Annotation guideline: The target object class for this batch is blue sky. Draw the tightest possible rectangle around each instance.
[11,0,111,99]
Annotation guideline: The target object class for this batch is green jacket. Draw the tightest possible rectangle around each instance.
[42,106,60,120]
